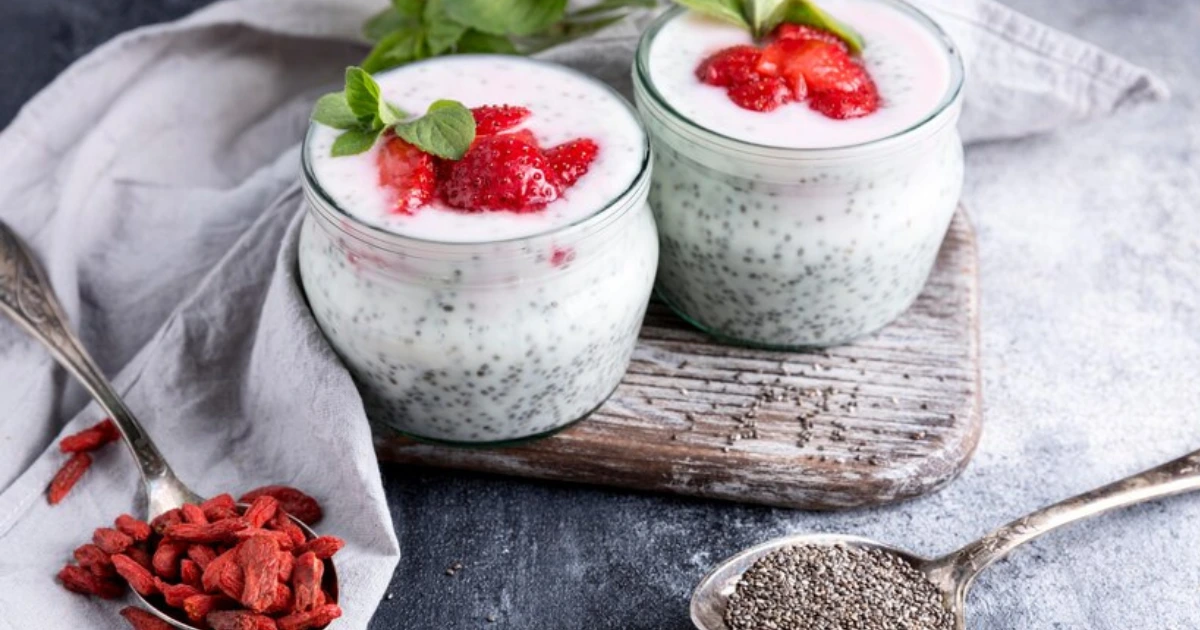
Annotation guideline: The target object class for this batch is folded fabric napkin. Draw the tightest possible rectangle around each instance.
[0,0,1166,628]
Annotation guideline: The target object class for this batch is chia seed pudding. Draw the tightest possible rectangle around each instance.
[299,56,657,445]
[633,1,966,348]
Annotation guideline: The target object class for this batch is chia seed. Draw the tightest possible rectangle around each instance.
[725,544,953,630]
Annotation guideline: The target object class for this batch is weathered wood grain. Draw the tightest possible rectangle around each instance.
[375,209,981,510]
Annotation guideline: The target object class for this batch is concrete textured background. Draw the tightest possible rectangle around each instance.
[2,0,1198,628]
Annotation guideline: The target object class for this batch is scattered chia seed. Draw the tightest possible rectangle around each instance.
[725,544,953,630]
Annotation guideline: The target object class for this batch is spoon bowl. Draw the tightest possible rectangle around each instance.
[691,446,1200,630]
[0,221,341,628]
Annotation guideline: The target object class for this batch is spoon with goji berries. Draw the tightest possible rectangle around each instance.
[0,220,342,629]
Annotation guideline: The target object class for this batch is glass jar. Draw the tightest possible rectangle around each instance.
[297,133,657,446]
[633,3,966,348]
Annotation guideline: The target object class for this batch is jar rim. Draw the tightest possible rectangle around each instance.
[301,54,652,253]
[633,1,967,159]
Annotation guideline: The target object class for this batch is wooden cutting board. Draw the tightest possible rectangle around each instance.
[375,209,981,510]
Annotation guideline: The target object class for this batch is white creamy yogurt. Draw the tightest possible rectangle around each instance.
[306,56,646,243]
[646,0,953,148]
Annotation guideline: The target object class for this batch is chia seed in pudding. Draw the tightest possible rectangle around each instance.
[634,1,966,348]
[299,56,657,444]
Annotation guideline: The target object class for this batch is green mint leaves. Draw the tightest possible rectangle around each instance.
[311,67,476,159]
[361,0,654,73]
[674,0,864,52]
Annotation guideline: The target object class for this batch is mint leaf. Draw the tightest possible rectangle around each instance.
[456,29,518,54]
[344,67,383,121]
[743,0,789,38]
[363,7,420,42]
[443,0,568,37]
[391,0,423,18]
[392,100,476,160]
[379,101,408,126]
[779,0,864,53]
[331,127,383,157]
[673,0,749,29]
[312,92,361,129]
[424,0,469,54]
[362,25,429,73]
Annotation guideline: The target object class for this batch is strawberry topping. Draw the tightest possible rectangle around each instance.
[376,133,436,214]
[438,134,563,213]
[545,139,600,187]
[693,26,880,119]
[472,105,532,136]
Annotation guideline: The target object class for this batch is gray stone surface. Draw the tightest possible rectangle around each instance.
[2,0,1197,628]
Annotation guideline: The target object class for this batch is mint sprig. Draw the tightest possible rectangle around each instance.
[674,0,864,53]
[311,66,476,159]
[361,0,654,73]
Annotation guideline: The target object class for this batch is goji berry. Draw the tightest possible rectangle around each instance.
[74,543,115,577]
[119,606,174,630]
[152,541,186,580]
[298,536,344,560]
[291,552,324,613]
[164,518,251,543]
[207,610,278,630]
[202,548,237,593]
[150,508,183,535]
[93,527,134,555]
[187,544,219,569]
[244,495,278,528]
[59,419,120,453]
[58,564,124,599]
[233,528,295,550]
[265,582,293,615]
[156,578,202,608]
[115,514,152,541]
[126,545,154,572]
[181,558,204,589]
[47,452,91,505]
[181,503,209,524]
[218,561,246,601]
[268,512,307,549]
[277,551,294,583]
[111,553,158,596]
[201,493,240,521]
[240,486,323,526]
[238,536,282,612]
[276,604,343,630]
[182,593,223,624]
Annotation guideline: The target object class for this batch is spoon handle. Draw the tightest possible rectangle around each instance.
[0,221,178,488]
[939,448,1200,590]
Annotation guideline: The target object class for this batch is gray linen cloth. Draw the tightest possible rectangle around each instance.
[0,0,1166,627]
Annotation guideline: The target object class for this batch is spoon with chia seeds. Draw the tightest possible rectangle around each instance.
[692,448,1200,630]
[0,221,339,628]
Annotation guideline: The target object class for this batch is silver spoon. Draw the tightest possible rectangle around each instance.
[692,448,1200,629]
[0,221,338,628]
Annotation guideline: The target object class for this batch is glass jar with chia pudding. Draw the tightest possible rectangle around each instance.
[633,0,965,348]
[299,56,657,445]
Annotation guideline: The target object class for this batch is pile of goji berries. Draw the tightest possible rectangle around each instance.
[57,482,345,629]
[48,418,120,504]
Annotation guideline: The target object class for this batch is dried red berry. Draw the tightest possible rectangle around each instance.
[201,493,239,521]
[240,487,323,526]
[150,508,183,535]
[156,578,202,608]
[268,512,307,549]
[265,582,294,615]
[545,138,599,187]
[298,536,344,561]
[233,527,296,550]
[218,562,247,601]
[93,527,135,555]
[207,610,278,630]
[126,545,154,572]
[120,606,174,630]
[59,419,120,453]
[58,564,124,599]
[472,104,532,136]
[112,553,159,596]
[291,552,324,613]
[203,549,237,593]
[164,518,251,544]
[74,543,115,577]
[181,558,204,589]
[278,551,295,583]
[181,503,209,525]
[47,452,91,505]
[153,541,186,580]
[182,593,223,624]
[238,536,282,613]
[244,495,279,529]
[376,133,436,214]
[277,604,343,630]
[188,544,219,569]
[115,514,152,542]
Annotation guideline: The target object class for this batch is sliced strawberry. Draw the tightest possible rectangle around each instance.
[727,77,792,112]
[695,45,762,87]
[809,88,881,119]
[778,40,880,118]
[755,39,811,100]
[772,23,850,52]
[545,139,599,187]
[376,133,436,214]
[439,135,562,213]
[472,105,532,136]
